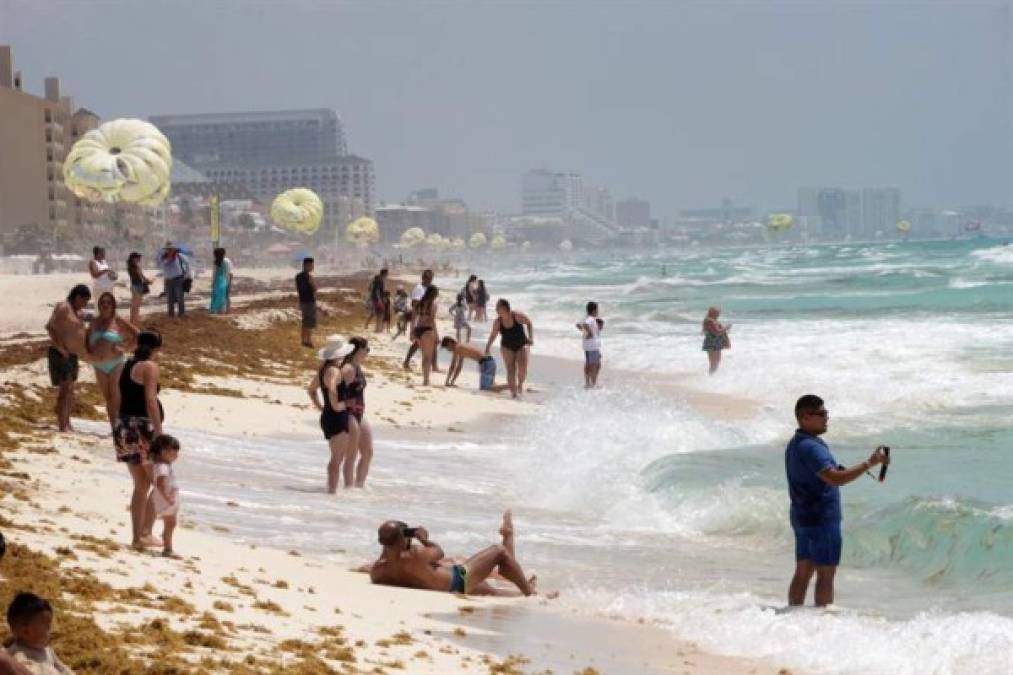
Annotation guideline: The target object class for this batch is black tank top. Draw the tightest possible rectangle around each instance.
[500,313,527,350]
[319,363,343,416]
[119,359,161,418]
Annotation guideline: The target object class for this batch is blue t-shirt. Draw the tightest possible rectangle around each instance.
[785,431,841,527]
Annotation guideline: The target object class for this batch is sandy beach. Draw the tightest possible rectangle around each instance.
[0,267,790,674]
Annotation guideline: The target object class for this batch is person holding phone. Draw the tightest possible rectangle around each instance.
[785,395,890,607]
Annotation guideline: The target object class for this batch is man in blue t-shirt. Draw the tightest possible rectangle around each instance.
[785,394,889,607]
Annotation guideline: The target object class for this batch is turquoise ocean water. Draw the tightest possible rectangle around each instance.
[118,239,1012,674]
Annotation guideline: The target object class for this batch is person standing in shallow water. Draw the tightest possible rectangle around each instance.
[576,301,603,388]
[702,306,731,374]
[485,299,534,399]
[785,395,889,607]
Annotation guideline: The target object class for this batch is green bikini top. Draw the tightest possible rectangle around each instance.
[89,329,123,346]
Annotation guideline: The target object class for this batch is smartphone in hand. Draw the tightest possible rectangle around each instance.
[878,446,890,482]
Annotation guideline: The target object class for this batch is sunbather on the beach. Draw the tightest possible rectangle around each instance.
[369,511,538,597]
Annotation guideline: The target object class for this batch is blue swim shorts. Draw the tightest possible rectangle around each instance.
[585,350,601,366]
[793,523,842,566]
[479,356,496,390]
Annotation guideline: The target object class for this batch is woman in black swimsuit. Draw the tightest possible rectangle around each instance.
[115,328,164,550]
[307,335,356,493]
[484,299,534,399]
[413,285,439,386]
[340,337,374,488]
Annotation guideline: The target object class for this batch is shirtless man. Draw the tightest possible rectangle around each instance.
[44,285,91,432]
[441,337,509,392]
[369,511,536,597]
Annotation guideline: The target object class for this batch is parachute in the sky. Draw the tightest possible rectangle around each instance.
[767,213,794,233]
[271,188,324,235]
[400,227,426,248]
[345,217,380,247]
[896,220,912,234]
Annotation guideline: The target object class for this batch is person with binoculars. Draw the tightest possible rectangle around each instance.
[368,511,540,597]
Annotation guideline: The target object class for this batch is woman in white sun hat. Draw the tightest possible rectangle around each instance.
[307,335,357,493]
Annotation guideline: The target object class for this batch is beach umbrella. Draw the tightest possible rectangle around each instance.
[345,217,380,247]
[559,239,573,251]
[400,227,426,249]
[767,213,794,233]
[521,241,532,251]
[155,243,194,258]
[490,234,507,250]
[468,232,487,249]
[896,220,912,234]
[271,188,323,235]
[450,237,466,250]
[64,118,173,207]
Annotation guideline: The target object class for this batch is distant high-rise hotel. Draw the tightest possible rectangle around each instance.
[797,186,901,240]
[521,169,585,216]
[615,197,651,229]
[149,109,375,232]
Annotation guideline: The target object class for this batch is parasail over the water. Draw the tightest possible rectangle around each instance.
[767,213,794,233]
[426,233,447,249]
[345,217,380,247]
[490,234,507,250]
[469,232,487,249]
[271,188,323,235]
[896,220,912,234]
[63,118,173,207]
[559,239,573,251]
[400,227,426,248]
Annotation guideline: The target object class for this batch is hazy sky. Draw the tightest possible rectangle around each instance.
[2,1,1010,214]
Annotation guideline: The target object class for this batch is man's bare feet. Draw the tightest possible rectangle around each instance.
[500,510,515,556]
[162,550,182,559]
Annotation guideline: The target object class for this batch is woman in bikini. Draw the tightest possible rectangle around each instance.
[126,252,153,325]
[702,306,731,374]
[413,285,439,386]
[484,299,534,399]
[86,292,139,427]
[307,336,358,493]
[115,329,164,550]
[340,337,374,488]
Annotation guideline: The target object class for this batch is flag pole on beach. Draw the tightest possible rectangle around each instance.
[210,192,221,248]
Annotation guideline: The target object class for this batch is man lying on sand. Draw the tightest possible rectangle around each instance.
[369,511,543,597]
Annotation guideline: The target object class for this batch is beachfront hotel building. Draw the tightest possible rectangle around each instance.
[0,45,148,252]
[521,169,586,217]
[798,186,902,240]
[149,109,374,236]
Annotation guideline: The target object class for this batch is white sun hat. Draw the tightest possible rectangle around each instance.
[318,335,356,361]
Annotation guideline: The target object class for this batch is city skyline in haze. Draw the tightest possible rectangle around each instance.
[2,0,1010,215]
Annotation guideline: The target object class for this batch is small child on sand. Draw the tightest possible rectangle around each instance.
[450,292,472,343]
[150,434,182,558]
[5,591,74,674]
[392,287,409,341]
